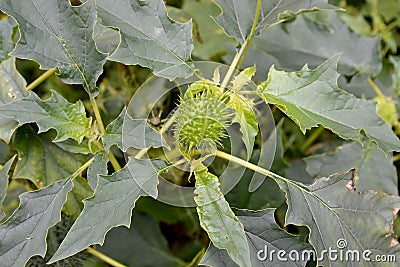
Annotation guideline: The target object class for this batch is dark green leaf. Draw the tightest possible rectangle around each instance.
[48,157,168,263]
[194,165,250,267]
[87,152,109,190]
[0,17,16,61]
[102,107,169,152]
[0,90,91,143]
[0,155,16,221]
[98,211,187,267]
[305,141,397,195]
[12,125,87,187]
[253,12,382,75]
[276,170,400,266]
[201,209,313,267]
[96,0,194,80]
[0,0,107,96]
[54,138,98,155]
[182,0,234,60]
[93,24,120,55]
[63,176,93,220]
[213,0,336,45]
[0,57,28,143]
[257,55,400,152]
[0,178,73,267]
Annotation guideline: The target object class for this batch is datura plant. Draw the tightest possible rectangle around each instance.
[0,0,400,267]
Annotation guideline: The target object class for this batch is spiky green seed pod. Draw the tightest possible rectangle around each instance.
[174,96,233,159]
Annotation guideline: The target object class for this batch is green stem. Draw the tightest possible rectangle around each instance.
[134,113,177,159]
[300,125,325,153]
[220,43,247,90]
[86,247,127,267]
[237,0,262,69]
[381,18,400,34]
[107,151,122,171]
[70,157,95,181]
[393,153,400,162]
[90,97,106,134]
[26,68,57,91]
[367,77,384,98]
[215,150,278,180]
[90,97,122,171]
[215,150,309,191]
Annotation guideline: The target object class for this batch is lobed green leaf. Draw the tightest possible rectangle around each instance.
[194,165,251,267]
[0,0,107,96]
[0,155,16,221]
[0,90,92,143]
[102,107,169,152]
[0,57,28,143]
[48,157,168,263]
[201,209,312,267]
[96,0,194,80]
[253,12,382,76]
[257,55,400,152]
[305,141,398,195]
[12,125,87,187]
[276,170,400,266]
[213,0,336,45]
[0,178,73,267]
[0,17,16,62]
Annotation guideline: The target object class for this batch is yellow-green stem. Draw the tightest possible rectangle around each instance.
[300,125,325,153]
[26,68,57,91]
[90,97,122,171]
[107,151,122,171]
[393,153,400,162]
[237,0,262,69]
[215,150,276,179]
[367,77,384,98]
[215,150,312,192]
[134,113,178,159]
[220,43,247,90]
[86,247,127,267]
[70,157,95,181]
[90,97,106,134]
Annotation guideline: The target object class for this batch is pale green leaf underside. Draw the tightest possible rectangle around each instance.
[227,94,258,160]
[0,155,16,221]
[13,125,88,187]
[0,57,28,143]
[0,0,107,97]
[257,55,400,152]
[0,178,73,267]
[201,209,312,267]
[96,0,194,80]
[194,166,250,267]
[102,107,169,152]
[0,90,91,143]
[48,157,168,263]
[305,141,397,195]
[213,0,336,45]
[276,171,400,266]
